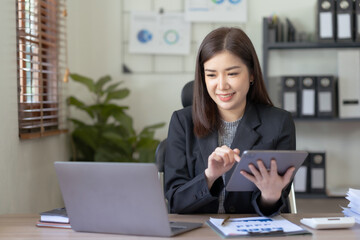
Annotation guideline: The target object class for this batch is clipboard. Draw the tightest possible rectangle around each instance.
[226,150,308,192]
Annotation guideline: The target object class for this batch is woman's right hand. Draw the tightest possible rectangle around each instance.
[205,146,240,189]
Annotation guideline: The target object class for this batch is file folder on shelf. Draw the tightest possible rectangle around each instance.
[356,0,360,41]
[286,18,296,42]
[336,0,354,42]
[299,76,317,118]
[316,76,337,118]
[309,152,326,194]
[317,0,336,42]
[338,50,360,118]
[282,76,299,118]
[294,155,310,193]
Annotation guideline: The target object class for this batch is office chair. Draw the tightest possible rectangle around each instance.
[155,80,297,214]
[155,80,194,195]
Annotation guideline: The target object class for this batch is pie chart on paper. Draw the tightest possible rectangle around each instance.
[137,29,153,44]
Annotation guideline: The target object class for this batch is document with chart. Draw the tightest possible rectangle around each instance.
[206,216,311,238]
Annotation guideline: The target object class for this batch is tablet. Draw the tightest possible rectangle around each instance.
[226,150,308,192]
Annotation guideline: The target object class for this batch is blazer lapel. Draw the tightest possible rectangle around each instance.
[226,102,261,183]
[198,130,218,168]
[197,103,262,184]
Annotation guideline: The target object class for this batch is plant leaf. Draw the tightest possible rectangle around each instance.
[72,126,98,150]
[102,132,133,157]
[139,122,166,138]
[105,88,130,103]
[95,75,112,96]
[94,148,130,162]
[113,110,134,135]
[135,138,160,162]
[70,73,96,93]
[104,82,123,93]
[67,96,85,108]
[68,96,95,119]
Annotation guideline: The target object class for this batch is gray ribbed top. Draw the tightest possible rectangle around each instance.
[218,118,242,147]
[217,117,242,213]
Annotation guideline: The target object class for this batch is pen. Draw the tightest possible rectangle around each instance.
[221,216,231,226]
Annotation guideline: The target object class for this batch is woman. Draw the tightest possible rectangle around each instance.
[164,27,296,217]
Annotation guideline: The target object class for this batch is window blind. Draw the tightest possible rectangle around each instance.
[16,0,68,139]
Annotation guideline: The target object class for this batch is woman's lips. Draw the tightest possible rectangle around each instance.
[217,92,235,102]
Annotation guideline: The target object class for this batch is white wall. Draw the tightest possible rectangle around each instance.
[1,0,358,215]
[0,1,69,214]
[66,0,359,195]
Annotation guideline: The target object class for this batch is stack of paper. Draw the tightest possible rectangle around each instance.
[342,188,360,224]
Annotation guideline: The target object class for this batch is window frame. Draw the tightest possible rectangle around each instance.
[16,0,67,140]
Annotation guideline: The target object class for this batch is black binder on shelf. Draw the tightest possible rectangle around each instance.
[316,76,337,118]
[282,76,299,118]
[317,0,336,42]
[294,154,310,193]
[264,16,283,43]
[286,18,296,42]
[267,22,278,43]
[355,0,360,41]
[309,152,326,194]
[299,76,317,118]
[336,0,354,42]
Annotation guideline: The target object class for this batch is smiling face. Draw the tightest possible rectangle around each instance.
[204,50,253,122]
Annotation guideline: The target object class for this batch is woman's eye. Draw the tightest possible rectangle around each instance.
[228,72,239,76]
[206,74,216,77]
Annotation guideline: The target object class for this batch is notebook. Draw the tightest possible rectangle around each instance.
[54,162,202,237]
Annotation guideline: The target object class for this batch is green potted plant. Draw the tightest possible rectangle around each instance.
[68,73,165,162]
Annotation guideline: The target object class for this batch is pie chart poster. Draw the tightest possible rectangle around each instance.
[129,12,191,55]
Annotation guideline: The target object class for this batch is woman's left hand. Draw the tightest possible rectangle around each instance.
[240,159,295,205]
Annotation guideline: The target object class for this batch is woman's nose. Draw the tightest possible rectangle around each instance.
[218,75,228,90]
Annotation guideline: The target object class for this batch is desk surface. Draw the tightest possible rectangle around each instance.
[0,213,358,240]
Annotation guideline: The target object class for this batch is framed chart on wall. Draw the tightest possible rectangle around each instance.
[185,0,247,23]
[129,12,191,55]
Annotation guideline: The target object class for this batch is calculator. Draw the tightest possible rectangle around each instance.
[300,217,355,229]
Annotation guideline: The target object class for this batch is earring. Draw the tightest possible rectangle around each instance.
[250,81,254,86]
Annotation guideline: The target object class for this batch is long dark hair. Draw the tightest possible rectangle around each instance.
[192,27,272,138]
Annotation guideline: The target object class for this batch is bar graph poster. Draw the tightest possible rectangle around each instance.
[185,0,247,22]
[129,12,191,55]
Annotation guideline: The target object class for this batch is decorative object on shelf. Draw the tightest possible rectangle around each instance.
[266,14,280,43]
[68,73,165,162]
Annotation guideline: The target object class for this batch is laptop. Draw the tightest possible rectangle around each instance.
[54,162,202,237]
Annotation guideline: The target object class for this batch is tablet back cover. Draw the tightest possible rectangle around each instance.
[226,150,308,192]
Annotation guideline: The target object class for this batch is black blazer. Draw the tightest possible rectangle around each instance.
[164,102,296,216]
